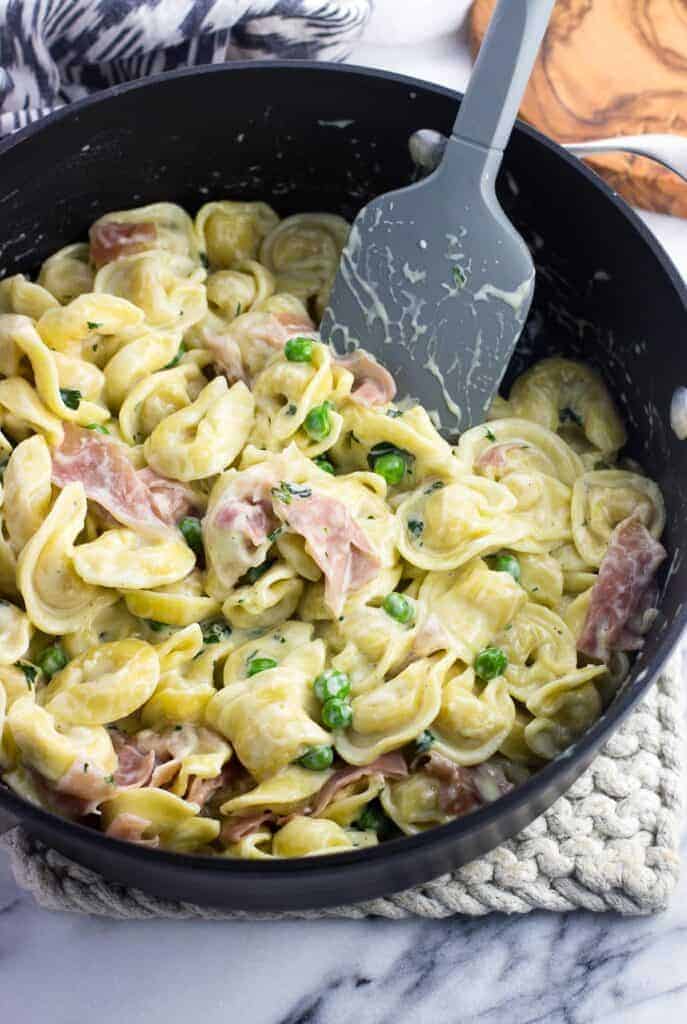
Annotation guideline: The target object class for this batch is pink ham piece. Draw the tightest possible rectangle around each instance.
[105,813,160,848]
[186,763,235,809]
[578,515,666,662]
[307,752,408,817]
[55,759,117,815]
[411,614,452,658]
[272,490,380,616]
[89,221,157,269]
[335,350,396,407]
[51,424,186,533]
[113,743,155,790]
[415,751,481,816]
[475,442,523,478]
[220,810,274,844]
[137,468,198,524]
[223,311,315,382]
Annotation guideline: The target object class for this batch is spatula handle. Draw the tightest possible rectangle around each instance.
[453,0,555,153]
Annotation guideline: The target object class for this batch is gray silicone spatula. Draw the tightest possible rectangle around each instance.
[320,0,556,432]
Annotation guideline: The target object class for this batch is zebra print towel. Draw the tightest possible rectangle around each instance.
[0,0,372,136]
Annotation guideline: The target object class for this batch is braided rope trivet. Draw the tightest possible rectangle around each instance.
[2,661,682,919]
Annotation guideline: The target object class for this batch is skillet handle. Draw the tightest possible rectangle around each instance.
[452,0,556,153]
[565,135,687,184]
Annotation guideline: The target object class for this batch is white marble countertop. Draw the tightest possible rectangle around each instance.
[2,23,687,1024]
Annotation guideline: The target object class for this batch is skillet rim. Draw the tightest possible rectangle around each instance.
[0,58,685,887]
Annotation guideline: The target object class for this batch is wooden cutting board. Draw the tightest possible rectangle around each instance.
[470,0,687,217]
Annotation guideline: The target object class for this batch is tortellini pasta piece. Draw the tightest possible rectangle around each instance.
[457,417,584,486]
[37,293,144,356]
[335,657,446,766]
[123,570,219,627]
[195,201,280,268]
[42,639,159,725]
[0,377,64,446]
[17,483,114,634]
[381,773,452,835]
[91,202,199,261]
[0,273,58,319]
[95,250,206,331]
[318,773,386,827]
[220,765,333,818]
[495,603,578,702]
[206,259,275,319]
[0,599,32,664]
[571,469,665,567]
[72,527,196,589]
[103,328,182,410]
[118,361,206,445]
[397,476,528,572]
[0,315,108,425]
[259,212,349,317]
[38,242,94,303]
[222,560,303,630]
[271,816,376,857]
[1,435,52,552]
[144,377,254,482]
[524,666,606,759]
[507,357,626,455]
[207,662,330,780]
[62,599,143,658]
[432,665,516,766]
[7,695,116,782]
[417,560,526,664]
[100,789,220,852]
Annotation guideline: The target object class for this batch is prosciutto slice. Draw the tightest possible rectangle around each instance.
[272,491,380,616]
[55,759,116,815]
[204,463,280,588]
[51,424,187,533]
[113,742,155,790]
[220,810,274,844]
[578,515,666,662]
[89,221,157,269]
[415,751,482,816]
[307,752,408,817]
[335,350,396,407]
[105,813,160,847]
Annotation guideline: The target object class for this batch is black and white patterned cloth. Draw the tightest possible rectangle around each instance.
[0,0,372,136]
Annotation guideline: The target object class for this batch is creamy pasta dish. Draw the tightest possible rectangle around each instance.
[0,200,667,859]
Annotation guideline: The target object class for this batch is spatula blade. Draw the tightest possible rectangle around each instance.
[320,143,534,434]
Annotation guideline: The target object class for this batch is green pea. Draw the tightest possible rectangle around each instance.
[243,559,274,584]
[356,800,392,836]
[313,456,335,474]
[474,646,508,681]
[247,656,278,677]
[382,592,414,624]
[491,553,521,583]
[373,452,406,485]
[37,643,68,679]
[304,402,332,442]
[298,745,334,771]
[179,516,203,557]
[284,336,313,363]
[321,697,353,730]
[313,669,351,703]
[59,388,81,410]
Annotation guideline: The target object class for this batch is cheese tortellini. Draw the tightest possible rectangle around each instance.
[0,198,665,862]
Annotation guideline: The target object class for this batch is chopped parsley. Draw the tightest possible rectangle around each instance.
[85,423,110,434]
[18,662,38,685]
[0,457,8,482]
[105,774,115,785]
[59,387,82,410]
[199,252,209,269]
[271,481,312,505]
[236,303,242,317]
[424,481,445,495]
[286,403,297,416]
[87,321,103,330]
[267,525,284,543]
[242,559,274,585]
[415,730,435,753]
[485,428,496,442]
[163,342,186,369]
[407,518,424,539]
[83,762,89,774]
[145,619,167,632]
[452,265,467,289]
[386,409,403,419]
[201,619,232,644]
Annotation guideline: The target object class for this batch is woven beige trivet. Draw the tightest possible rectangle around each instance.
[2,659,682,919]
